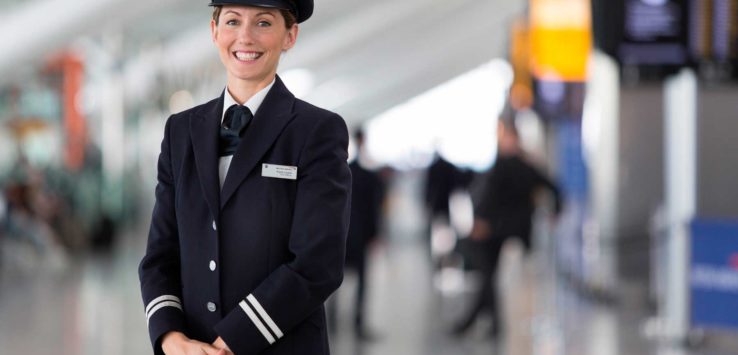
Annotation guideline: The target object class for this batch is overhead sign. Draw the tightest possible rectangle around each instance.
[529,0,592,81]
[509,17,533,109]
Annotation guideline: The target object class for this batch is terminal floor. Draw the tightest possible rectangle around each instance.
[2,226,737,355]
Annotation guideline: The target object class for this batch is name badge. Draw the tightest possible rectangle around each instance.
[262,164,298,180]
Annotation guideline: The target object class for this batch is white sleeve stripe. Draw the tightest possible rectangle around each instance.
[246,294,284,339]
[239,300,276,344]
[145,295,181,315]
[146,301,183,324]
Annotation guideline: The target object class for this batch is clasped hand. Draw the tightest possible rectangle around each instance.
[162,331,234,355]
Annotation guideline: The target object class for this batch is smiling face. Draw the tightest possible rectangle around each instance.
[211,6,298,89]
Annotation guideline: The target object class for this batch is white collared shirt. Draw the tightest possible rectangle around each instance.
[219,78,276,189]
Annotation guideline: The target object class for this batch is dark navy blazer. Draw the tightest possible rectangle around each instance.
[139,76,351,355]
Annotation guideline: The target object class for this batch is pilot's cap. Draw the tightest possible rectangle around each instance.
[209,0,313,23]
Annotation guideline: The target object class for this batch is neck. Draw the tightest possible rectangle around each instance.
[226,74,276,105]
[498,145,521,156]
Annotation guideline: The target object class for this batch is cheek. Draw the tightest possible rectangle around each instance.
[218,38,235,53]
[280,35,293,50]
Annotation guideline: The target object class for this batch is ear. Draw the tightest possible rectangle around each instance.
[282,24,299,51]
[210,19,218,42]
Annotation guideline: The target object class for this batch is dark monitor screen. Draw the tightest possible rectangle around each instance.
[619,0,689,65]
[593,0,738,80]
[592,0,690,79]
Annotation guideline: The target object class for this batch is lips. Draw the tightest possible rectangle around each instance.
[233,51,262,62]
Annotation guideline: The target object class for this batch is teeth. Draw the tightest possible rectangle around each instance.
[235,51,260,60]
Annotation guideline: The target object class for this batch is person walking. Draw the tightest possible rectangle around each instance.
[452,120,561,338]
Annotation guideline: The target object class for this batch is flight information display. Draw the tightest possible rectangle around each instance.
[687,0,738,79]
[711,0,738,62]
[591,0,690,80]
[618,0,689,66]
[688,0,712,60]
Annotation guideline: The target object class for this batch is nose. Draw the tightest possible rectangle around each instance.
[236,23,256,44]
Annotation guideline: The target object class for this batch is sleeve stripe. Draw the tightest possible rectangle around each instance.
[145,295,181,315]
[246,294,284,339]
[146,301,183,324]
[239,300,276,344]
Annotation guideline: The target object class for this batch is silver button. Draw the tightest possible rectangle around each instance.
[212,220,217,231]
[207,302,217,312]
[209,260,216,271]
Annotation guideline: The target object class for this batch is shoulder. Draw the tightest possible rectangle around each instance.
[292,98,347,136]
[165,97,220,129]
[293,98,343,123]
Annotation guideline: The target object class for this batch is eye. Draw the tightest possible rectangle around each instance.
[257,20,272,27]
[226,19,239,26]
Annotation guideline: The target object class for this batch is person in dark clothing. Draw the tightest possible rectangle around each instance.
[333,128,385,340]
[425,154,460,223]
[424,149,473,266]
[138,2,352,354]
[452,120,561,338]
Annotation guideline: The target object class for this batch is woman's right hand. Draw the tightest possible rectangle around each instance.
[162,331,226,355]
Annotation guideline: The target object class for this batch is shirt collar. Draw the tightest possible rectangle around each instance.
[221,77,276,124]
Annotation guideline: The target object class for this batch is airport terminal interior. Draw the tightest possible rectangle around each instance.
[1,0,738,354]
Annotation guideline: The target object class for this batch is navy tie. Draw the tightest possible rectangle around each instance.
[219,105,253,156]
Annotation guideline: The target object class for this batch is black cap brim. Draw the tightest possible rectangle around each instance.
[209,0,313,23]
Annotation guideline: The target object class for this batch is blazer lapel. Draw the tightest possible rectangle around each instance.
[220,76,297,209]
[190,95,223,220]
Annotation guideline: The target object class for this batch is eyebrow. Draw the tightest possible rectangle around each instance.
[224,10,242,16]
[223,10,276,18]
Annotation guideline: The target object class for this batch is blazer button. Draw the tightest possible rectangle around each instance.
[209,260,217,271]
[212,220,217,231]
[207,302,217,312]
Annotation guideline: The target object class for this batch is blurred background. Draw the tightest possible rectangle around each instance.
[1,0,738,354]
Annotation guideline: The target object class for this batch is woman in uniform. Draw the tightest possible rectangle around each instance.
[138,1,352,354]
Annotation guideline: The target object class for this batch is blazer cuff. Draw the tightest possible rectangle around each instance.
[214,293,282,354]
[145,297,186,355]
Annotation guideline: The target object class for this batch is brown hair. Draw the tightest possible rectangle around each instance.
[212,5,297,28]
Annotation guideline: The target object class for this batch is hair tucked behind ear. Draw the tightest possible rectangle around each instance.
[212,6,222,24]
[280,1,297,28]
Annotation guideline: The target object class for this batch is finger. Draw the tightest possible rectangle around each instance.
[198,343,222,355]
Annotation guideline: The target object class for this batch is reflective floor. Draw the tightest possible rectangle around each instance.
[1,175,737,355]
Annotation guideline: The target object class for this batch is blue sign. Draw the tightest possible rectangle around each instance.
[690,219,738,329]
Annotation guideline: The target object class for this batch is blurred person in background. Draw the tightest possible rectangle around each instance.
[2,153,66,263]
[138,1,352,354]
[424,149,461,226]
[452,119,561,338]
[424,145,471,262]
[328,127,386,341]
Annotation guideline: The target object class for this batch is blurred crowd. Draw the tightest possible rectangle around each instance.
[0,142,125,269]
[328,117,562,342]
